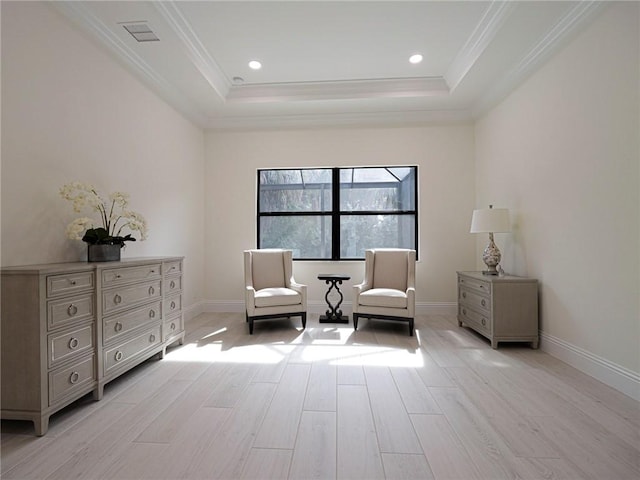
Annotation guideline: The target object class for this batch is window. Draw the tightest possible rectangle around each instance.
[257,166,417,260]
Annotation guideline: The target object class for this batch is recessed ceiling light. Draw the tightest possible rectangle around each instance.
[248,60,262,70]
[409,54,423,64]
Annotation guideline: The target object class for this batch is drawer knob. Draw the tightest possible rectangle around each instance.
[481,299,486,307]
[149,309,156,319]
[149,334,156,343]
[150,269,156,274]
[116,274,121,279]
[70,280,77,285]
[462,292,466,299]
[481,318,487,326]
[149,286,155,295]
[69,371,80,384]
[170,280,176,289]
[68,337,79,349]
[479,285,484,289]
[67,304,78,316]
[114,294,122,305]
[170,322,176,331]
[462,308,467,315]
[114,351,123,362]
[115,322,123,332]
[170,301,176,310]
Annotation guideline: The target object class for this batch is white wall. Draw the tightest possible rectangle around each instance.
[204,126,476,312]
[1,2,206,308]
[475,3,639,393]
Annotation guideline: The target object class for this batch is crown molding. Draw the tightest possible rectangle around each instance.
[52,1,208,127]
[205,108,472,131]
[153,1,230,100]
[473,1,606,117]
[227,77,449,103]
[445,0,516,93]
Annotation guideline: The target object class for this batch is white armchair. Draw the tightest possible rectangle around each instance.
[352,248,416,336]
[244,249,307,334]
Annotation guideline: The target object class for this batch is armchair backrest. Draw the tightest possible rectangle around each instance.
[244,249,293,291]
[367,248,416,291]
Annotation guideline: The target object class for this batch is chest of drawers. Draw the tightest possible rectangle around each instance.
[457,271,539,349]
[1,256,185,435]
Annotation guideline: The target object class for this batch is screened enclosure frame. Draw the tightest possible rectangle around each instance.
[257,166,418,260]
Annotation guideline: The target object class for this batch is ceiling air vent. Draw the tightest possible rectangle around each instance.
[123,23,159,42]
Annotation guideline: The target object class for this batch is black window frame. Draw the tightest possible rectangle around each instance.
[257,166,418,260]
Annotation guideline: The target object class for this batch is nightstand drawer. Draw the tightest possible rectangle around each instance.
[459,287,490,314]
[459,305,491,336]
[458,275,491,295]
[47,271,94,298]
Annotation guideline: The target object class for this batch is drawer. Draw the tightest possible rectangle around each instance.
[163,314,183,341]
[47,271,94,298]
[102,280,162,315]
[164,294,182,316]
[103,326,162,375]
[164,275,182,295]
[101,264,161,287]
[459,287,491,314]
[459,305,492,336]
[48,323,94,368]
[103,301,162,344]
[48,293,94,330]
[49,354,96,406]
[164,260,182,276]
[458,275,491,295]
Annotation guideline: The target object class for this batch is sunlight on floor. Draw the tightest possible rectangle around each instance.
[163,326,425,367]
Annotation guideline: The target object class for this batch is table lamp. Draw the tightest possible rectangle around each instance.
[470,205,511,275]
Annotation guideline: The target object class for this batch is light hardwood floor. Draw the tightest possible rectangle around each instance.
[2,313,639,479]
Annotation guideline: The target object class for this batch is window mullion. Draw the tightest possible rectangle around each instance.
[332,167,340,261]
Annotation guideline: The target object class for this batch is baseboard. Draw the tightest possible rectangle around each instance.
[193,300,457,317]
[540,331,640,402]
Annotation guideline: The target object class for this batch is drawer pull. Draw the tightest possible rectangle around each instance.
[114,322,123,332]
[149,309,156,319]
[116,274,122,279]
[67,304,78,316]
[113,294,122,305]
[481,299,487,307]
[479,284,485,289]
[69,371,80,384]
[149,286,155,295]
[481,318,487,326]
[170,266,176,271]
[462,308,467,316]
[150,269,156,274]
[170,280,176,289]
[170,322,176,331]
[70,280,77,285]
[114,351,123,362]
[68,337,79,349]
[149,334,156,343]
[170,301,176,310]
[462,292,466,299]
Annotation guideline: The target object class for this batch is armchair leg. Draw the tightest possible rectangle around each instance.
[301,312,307,329]
[409,318,414,336]
[353,313,359,331]
[249,318,254,334]
[245,311,249,322]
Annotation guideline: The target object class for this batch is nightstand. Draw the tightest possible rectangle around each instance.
[457,271,539,349]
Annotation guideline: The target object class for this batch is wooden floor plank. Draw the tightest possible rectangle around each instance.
[2,312,638,480]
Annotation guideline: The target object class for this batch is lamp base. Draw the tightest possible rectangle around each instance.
[482,270,499,276]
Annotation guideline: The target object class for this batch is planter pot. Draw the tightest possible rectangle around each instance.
[88,244,121,262]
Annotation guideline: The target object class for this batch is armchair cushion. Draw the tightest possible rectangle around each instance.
[255,287,302,308]
[372,249,408,291]
[252,250,286,291]
[359,288,407,309]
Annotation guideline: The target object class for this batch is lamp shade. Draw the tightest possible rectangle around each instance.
[470,207,510,233]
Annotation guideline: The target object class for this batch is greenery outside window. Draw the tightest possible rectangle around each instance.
[258,166,417,260]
